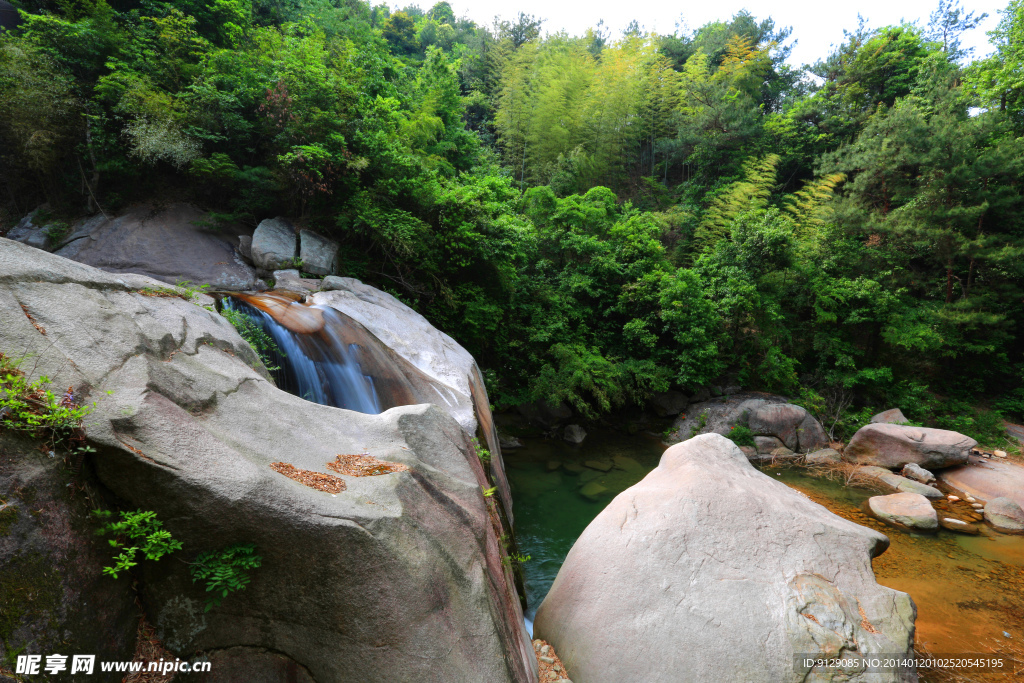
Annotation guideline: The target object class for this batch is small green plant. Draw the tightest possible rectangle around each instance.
[502,551,531,568]
[221,307,283,372]
[137,280,210,304]
[689,410,708,439]
[727,423,755,447]
[482,485,497,497]
[44,221,70,245]
[0,353,94,448]
[190,543,262,611]
[94,509,183,579]
[471,436,491,463]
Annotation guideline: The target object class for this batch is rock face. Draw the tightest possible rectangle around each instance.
[298,229,339,275]
[871,409,909,425]
[983,497,1024,533]
[534,434,916,683]
[668,393,829,453]
[251,217,297,271]
[0,434,138,670]
[50,203,258,289]
[867,493,939,532]
[648,390,687,417]
[844,423,976,470]
[0,238,536,683]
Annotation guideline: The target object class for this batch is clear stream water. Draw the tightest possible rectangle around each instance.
[507,431,1024,681]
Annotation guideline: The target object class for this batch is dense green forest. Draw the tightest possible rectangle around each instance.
[2,0,1024,438]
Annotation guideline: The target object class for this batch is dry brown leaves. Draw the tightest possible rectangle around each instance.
[124,614,176,683]
[20,304,45,335]
[857,600,881,635]
[327,453,408,477]
[270,462,346,493]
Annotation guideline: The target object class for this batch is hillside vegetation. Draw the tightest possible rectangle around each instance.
[2,0,1024,439]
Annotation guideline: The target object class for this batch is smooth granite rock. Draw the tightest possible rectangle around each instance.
[535,434,916,683]
[0,238,536,683]
[867,493,938,532]
[251,217,297,271]
[298,229,339,276]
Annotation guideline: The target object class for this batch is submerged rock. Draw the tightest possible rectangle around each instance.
[535,434,916,683]
[0,238,537,683]
[868,493,939,532]
[939,518,980,534]
[844,423,976,470]
[984,497,1024,533]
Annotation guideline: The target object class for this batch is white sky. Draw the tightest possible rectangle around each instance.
[438,0,1007,67]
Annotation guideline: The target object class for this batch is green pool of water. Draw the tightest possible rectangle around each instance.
[505,430,666,620]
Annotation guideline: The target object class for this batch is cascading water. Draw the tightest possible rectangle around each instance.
[224,296,382,414]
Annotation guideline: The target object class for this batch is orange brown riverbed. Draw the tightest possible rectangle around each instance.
[773,468,1024,682]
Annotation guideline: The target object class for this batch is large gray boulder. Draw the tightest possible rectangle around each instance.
[983,497,1024,533]
[844,423,976,470]
[668,394,829,452]
[251,217,297,271]
[0,238,536,683]
[51,203,258,289]
[867,493,938,532]
[299,229,339,275]
[534,434,916,683]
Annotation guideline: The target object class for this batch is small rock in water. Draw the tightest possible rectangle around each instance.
[540,656,555,664]
[584,459,613,472]
[965,496,976,503]
[540,645,550,656]
[1004,631,1012,638]
[971,503,984,509]
[546,460,561,472]
[947,495,960,502]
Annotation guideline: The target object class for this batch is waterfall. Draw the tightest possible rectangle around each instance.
[225,295,382,414]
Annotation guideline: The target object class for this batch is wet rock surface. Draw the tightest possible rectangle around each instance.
[251,217,297,271]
